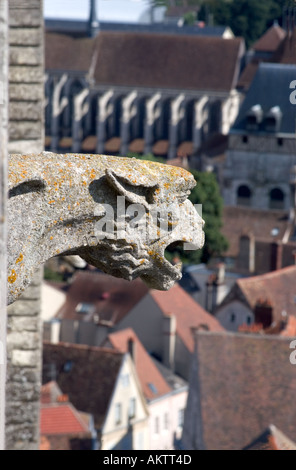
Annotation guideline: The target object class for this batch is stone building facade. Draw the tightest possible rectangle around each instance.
[6,0,44,450]
[44,28,245,162]
[223,63,296,212]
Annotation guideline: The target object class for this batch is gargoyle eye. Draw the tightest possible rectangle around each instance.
[8,179,46,198]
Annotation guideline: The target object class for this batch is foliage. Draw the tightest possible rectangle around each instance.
[150,0,292,47]
[44,266,65,282]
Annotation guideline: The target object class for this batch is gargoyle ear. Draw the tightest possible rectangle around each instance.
[105,169,159,209]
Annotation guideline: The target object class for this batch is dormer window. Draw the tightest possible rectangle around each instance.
[246,104,263,131]
[264,106,282,132]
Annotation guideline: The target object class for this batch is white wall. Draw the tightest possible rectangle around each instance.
[101,354,149,451]
[148,389,188,450]
[215,300,254,332]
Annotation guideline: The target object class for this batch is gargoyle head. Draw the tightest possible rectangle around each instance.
[7,153,204,304]
[78,159,205,291]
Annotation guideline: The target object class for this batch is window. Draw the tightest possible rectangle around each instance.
[242,135,248,143]
[164,412,169,431]
[128,398,136,419]
[237,185,252,207]
[154,416,159,434]
[277,138,283,147]
[148,383,158,395]
[247,315,252,325]
[269,188,285,210]
[178,409,184,428]
[230,313,236,323]
[115,403,122,425]
[120,374,130,388]
[75,302,95,314]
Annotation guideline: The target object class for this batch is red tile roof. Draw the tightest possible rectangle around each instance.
[150,283,224,352]
[43,342,124,429]
[243,424,296,450]
[280,315,296,337]
[45,31,244,93]
[274,29,296,64]
[235,266,296,322]
[41,403,90,435]
[106,328,171,401]
[92,32,244,92]
[45,33,95,72]
[187,331,296,450]
[41,381,63,404]
[252,24,286,52]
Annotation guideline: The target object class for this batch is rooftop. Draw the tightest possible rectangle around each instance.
[106,328,172,401]
[232,62,296,135]
[42,342,124,429]
[150,283,224,352]
[45,31,244,92]
[56,270,148,325]
[186,330,296,450]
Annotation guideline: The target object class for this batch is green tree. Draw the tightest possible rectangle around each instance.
[150,0,293,48]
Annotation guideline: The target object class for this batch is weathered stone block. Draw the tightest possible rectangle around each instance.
[12,350,39,367]
[9,65,43,83]
[7,299,41,316]
[9,9,42,28]
[5,423,39,450]
[9,121,43,140]
[9,101,43,121]
[9,83,43,101]
[7,315,40,332]
[7,331,39,350]
[9,28,42,46]
[9,0,42,9]
[8,139,44,154]
[6,381,40,402]
[10,46,43,66]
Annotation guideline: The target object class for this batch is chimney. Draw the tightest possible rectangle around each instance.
[270,241,283,271]
[162,314,176,372]
[128,337,136,363]
[254,298,273,329]
[237,233,255,273]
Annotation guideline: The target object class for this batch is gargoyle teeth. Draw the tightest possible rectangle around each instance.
[175,261,182,271]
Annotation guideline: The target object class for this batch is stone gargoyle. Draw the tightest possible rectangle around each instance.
[7,152,205,305]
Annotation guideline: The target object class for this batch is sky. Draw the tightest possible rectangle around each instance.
[43,0,159,23]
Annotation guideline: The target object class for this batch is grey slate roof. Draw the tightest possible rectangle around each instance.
[232,62,296,135]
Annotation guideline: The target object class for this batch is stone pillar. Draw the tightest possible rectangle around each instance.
[50,73,68,151]
[144,92,161,154]
[168,93,185,160]
[192,96,208,154]
[71,88,89,153]
[0,0,8,451]
[7,0,44,450]
[120,90,138,156]
[96,89,114,154]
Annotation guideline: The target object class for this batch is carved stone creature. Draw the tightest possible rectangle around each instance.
[7,152,204,305]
